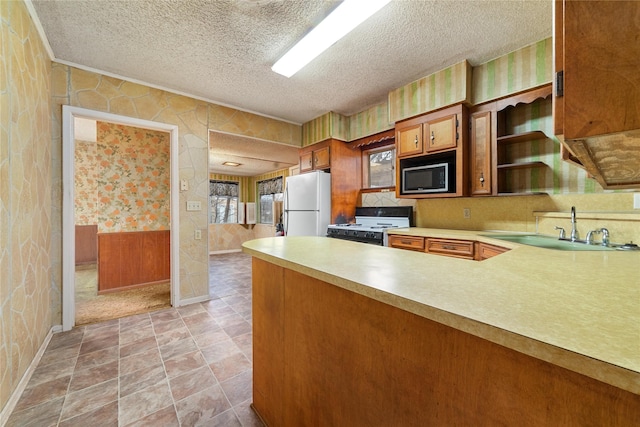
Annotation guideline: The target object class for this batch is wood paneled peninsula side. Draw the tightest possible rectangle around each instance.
[243,234,640,426]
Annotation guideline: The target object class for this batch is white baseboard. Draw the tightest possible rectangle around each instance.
[0,326,57,426]
[177,294,211,307]
[209,249,242,255]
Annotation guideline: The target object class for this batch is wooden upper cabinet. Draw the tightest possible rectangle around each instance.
[299,146,330,172]
[397,112,458,158]
[300,152,313,172]
[554,0,640,189]
[313,146,330,170]
[469,109,494,196]
[298,139,361,223]
[557,0,640,140]
[397,124,423,157]
[424,114,457,153]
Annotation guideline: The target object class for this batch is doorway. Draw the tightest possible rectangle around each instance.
[62,106,180,331]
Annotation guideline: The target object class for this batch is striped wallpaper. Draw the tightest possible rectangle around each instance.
[302,112,349,146]
[388,60,472,123]
[472,38,553,104]
[349,102,394,141]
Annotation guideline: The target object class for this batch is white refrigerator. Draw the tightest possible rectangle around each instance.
[283,171,331,236]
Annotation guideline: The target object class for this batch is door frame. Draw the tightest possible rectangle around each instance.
[62,105,180,331]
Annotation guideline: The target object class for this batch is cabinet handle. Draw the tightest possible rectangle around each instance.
[414,135,418,147]
[430,131,435,144]
[479,173,485,187]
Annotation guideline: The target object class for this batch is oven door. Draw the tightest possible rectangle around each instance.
[327,228,383,245]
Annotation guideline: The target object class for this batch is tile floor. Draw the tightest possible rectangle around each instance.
[6,252,262,427]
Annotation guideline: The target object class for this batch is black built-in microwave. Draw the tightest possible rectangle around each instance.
[400,156,455,195]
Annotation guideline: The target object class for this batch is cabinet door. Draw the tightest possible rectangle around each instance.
[476,242,509,260]
[562,0,640,139]
[470,110,493,196]
[300,152,313,172]
[424,114,457,153]
[397,125,423,157]
[313,146,331,170]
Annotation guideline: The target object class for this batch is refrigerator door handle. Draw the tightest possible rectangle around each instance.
[283,183,289,235]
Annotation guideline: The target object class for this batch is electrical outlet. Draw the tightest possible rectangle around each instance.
[634,193,640,209]
[180,179,189,191]
[463,208,471,219]
[186,201,201,211]
[194,229,202,240]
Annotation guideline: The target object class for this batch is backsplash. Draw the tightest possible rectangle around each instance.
[362,192,640,244]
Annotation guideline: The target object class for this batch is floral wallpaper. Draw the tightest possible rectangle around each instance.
[74,140,98,225]
[74,121,171,232]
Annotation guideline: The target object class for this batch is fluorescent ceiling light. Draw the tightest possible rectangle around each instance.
[222,161,242,167]
[272,0,392,78]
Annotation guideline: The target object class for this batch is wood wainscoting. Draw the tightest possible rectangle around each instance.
[97,230,170,293]
[75,224,98,265]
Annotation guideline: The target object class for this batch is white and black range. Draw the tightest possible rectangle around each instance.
[326,206,413,246]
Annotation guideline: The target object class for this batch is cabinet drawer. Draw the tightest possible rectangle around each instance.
[426,238,474,259]
[476,242,509,260]
[388,235,425,251]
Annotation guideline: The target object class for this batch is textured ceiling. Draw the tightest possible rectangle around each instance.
[31,0,552,175]
[31,0,552,125]
[209,131,300,176]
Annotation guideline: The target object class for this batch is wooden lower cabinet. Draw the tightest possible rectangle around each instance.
[476,241,510,260]
[387,235,425,251]
[389,235,509,261]
[251,257,640,426]
[425,237,475,259]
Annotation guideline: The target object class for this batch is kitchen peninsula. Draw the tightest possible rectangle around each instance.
[242,233,640,426]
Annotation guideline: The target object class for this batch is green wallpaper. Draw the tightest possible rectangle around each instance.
[388,60,472,123]
[472,38,552,104]
[302,112,349,146]
[349,102,393,141]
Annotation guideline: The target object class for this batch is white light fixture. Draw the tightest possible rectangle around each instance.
[272,0,392,78]
[222,161,242,167]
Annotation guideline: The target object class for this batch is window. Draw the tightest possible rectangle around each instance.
[257,177,283,224]
[365,147,395,188]
[209,180,239,224]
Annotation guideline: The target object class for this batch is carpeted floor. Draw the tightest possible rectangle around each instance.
[75,265,171,325]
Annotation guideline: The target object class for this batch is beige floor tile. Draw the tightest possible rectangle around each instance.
[175,385,232,426]
[169,365,217,402]
[119,381,173,426]
[7,253,259,427]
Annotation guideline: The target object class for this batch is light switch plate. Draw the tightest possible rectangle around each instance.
[186,201,201,211]
[634,193,640,209]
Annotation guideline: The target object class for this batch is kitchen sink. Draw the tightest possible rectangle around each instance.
[482,234,617,251]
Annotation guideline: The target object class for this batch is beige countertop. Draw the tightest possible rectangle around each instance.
[242,230,640,395]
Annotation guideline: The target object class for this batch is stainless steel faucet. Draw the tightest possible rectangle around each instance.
[570,206,579,242]
[585,227,610,246]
